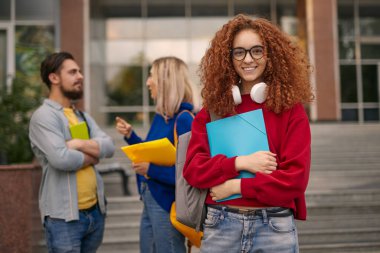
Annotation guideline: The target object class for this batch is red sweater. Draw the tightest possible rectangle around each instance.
[183,95,311,220]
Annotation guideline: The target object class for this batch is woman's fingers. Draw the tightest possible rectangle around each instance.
[115,117,132,137]
[115,116,126,124]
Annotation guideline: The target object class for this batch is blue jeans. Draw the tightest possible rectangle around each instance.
[140,182,186,253]
[44,204,105,253]
[201,206,299,253]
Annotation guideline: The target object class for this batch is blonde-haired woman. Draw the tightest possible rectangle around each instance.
[116,56,195,253]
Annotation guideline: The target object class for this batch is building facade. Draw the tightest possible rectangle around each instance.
[1,0,380,128]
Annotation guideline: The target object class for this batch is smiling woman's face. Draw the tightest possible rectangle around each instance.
[232,29,267,88]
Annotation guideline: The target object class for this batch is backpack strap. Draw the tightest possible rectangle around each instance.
[174,110,194,148]
[174,110,219,147]
[78,110,91,138]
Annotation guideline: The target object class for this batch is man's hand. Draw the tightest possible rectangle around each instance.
[66,139,100,158]
[66,139,81,150]
[83,153,99,167]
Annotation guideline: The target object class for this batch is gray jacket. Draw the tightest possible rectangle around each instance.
[29,99,115,223]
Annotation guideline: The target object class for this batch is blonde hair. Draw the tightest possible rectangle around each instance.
[151,56,194,119]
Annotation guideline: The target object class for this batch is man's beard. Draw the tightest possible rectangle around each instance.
[60,85,83,100]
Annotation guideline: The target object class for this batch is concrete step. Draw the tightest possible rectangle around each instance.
[103,173,138,197]
[103,174,138,197]
[107,196,142,211]
[309,123,380,133]
[106,209,141,225]
[296,213,380,230]
[306,202,380,217]
[309,173,380,187]
[299,227,380,245]
[312,159,380,166]
[312,151,380,161]
[299,242,380,253]
[305,189,380,204]
[104,221,140,239]
[310,163,380,171]
[98,235,139,253]
[98,236,200,253]
[309,168,380,177]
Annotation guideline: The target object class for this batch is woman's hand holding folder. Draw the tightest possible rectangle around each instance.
[132,162,149,176]
[235,151,277,175]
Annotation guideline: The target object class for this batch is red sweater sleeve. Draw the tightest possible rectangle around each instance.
[183,109,239,188]
[241,104,311,207]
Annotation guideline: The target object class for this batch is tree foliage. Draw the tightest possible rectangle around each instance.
[0,76,46,164]
[0,25,53,164]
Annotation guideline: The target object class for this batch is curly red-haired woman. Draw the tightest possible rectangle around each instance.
[183,14,314,253]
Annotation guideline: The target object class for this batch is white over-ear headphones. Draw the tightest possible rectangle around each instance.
[231,82,268,105]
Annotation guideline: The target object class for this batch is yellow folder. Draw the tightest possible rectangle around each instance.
[121,138,176,166]
[69,121,89,140]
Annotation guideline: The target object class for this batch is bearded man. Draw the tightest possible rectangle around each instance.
[29,52,115,253]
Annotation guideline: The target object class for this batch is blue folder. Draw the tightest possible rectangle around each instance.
[206,109,269,201]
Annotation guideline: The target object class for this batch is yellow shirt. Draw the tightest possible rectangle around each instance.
[63,108,97,210]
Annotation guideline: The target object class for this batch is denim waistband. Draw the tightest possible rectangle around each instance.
[208,205,292,217]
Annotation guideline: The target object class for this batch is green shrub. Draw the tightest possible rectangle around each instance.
[0,76,46,164]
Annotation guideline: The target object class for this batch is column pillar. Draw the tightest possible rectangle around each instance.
[60,0,86,110]
[306,0,340,121]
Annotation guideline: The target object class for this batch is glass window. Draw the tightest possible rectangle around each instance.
[234,0,270,19]
[359,1,380,36]
[364,108,379,121]
[144,19,189,62]
[146,18,187,39]
[338,0,355,60]
[191,0,228,17]
[190,17,228,38]
[15,26,54,82]
[277,0,298,36]
[147,0,185,17]
[106,65,143,106]
[0,30,6,92]
[361,44,380,59]
[342,108,358,121]
[146,39,189,63]
[107,19,144,39]
[362,65,378,103]
[0,0,11,20]
[190,17,229,65]
[107,112,143,127]
[340,65,357,103]
[16,0,55,21]
[101,1,141,18]
[189,38,210,65]
[106,40,144,65]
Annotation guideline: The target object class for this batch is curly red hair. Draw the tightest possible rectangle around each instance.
[200,14,314,116]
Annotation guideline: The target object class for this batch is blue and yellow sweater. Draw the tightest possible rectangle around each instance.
[124,102,194,212]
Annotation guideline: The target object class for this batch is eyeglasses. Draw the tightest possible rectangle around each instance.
[231,45,265,61]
